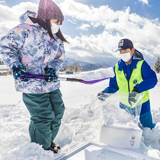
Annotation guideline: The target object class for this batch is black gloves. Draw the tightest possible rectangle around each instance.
[128,87,139,105]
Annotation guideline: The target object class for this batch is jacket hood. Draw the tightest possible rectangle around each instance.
[19,10,36,25]
[19,10,48,33]
[132,49,144,60]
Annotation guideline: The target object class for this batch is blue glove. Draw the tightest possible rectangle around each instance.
[44,66,58,82]
[12,65,29,82]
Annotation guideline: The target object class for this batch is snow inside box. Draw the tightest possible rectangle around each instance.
[56,142,158,160]
[99,125,142,149]
[97,92,144,149]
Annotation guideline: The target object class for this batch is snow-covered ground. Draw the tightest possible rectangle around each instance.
[0,72,160,160]
[0,65,8,69]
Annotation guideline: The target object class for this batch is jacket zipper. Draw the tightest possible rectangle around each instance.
[123,68,133,92]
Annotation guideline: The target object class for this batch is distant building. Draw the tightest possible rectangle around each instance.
[0,65,12,76]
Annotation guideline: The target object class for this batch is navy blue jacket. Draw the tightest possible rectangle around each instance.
[103,49,158,115]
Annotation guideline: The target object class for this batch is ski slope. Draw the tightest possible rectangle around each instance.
[0,71,160,160]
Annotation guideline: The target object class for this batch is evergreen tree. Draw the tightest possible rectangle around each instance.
[155,57,160,73]
[89,64,93,71]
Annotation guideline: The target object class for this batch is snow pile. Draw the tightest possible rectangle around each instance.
[97,94,139,129]
[73,67,115,81]
[0,73,160,159]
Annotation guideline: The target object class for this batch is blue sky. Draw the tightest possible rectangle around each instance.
[0,0,160,66]
[3,0,160,19]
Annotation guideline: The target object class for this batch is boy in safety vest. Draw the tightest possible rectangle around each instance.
[98,38,157,129]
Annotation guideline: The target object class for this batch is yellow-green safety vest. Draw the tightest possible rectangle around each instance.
[115,60,149,107]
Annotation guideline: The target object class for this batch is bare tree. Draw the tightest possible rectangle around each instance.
[155,57,160,73]
[73,62,79,72]
[79,64,83,72]
[89,64,93,71]
[66,64,74,72]
[65,62,83,73]
[99,65,105,68]
[0,58,4,65]
[73,62,83,72]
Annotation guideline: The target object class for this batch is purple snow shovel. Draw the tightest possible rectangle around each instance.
[21,74,110,84]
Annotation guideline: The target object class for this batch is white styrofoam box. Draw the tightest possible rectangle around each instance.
[56,141,158,160]
[99,125,142,149]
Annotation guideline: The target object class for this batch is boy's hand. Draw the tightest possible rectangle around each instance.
[128,91,138,105]
[128,87,139,106]
[97,92,110,101]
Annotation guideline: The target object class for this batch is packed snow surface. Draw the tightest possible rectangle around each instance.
[0,71,160,160]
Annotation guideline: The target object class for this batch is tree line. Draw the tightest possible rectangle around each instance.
[0,58,4,65]
[0,57,160,73]
[155,57,160,73]
[60,62,105,73]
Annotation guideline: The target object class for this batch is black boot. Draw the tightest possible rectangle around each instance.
[46,142,61,154]
[51,142,61,150]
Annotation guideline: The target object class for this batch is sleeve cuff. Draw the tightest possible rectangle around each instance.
[132,86,139,93]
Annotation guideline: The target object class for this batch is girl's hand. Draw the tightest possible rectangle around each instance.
[56,54,61,59]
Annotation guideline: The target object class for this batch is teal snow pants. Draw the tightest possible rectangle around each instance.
[23,89,65,149]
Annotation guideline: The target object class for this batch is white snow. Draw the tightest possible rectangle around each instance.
[72,67,115,81]
[0,71,160,160]
[0,65,8,69]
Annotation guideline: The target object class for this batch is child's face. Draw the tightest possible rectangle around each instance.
[119,48,135,57]
[119,48,131,54]
[119,48,135,64]
[50,19,61,27]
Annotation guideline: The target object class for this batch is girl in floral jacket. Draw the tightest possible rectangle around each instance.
[0,0,67,153]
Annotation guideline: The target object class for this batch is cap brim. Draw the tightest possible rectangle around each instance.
[115,46,130,52]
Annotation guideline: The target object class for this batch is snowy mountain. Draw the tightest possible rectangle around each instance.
[62,58,110,71]
[0,58,110,72]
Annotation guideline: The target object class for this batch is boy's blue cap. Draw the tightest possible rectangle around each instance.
[116,39,134,52]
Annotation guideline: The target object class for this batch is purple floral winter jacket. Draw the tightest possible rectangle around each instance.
[0,10,65,93]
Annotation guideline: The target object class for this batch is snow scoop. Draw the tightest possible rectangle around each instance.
[21,74,110,84]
